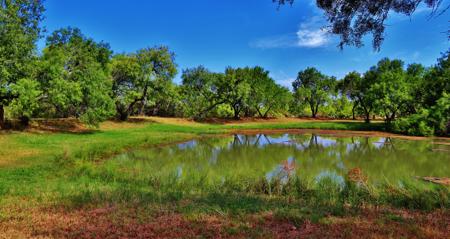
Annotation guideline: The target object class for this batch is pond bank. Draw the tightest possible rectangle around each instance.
[0,117,449,238]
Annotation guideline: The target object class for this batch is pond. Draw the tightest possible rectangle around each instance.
[112,133,450,186]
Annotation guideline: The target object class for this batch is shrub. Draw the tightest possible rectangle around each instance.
[392,110,434,136]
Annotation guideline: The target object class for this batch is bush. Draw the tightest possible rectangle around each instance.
[214,104,234,118]
[392,110,434,136]
[392,93,449,136]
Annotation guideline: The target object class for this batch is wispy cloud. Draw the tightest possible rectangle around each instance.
[249,34,299,49]
[250,16,332,49]
[296,16,330,47]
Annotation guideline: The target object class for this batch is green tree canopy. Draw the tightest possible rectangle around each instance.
[274,0,447,50]
[38,27,115,126]
[181,66,226,119]
[111,54,141,120]
[369,58,411,124]
[221,67,253,119]
[247,67,292,118]
[292,67,336,118]
[0,0,44,128]
[134,46,177,115]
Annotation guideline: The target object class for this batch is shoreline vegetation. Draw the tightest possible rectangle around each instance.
[1,1,448,238]
[1,117,449,238]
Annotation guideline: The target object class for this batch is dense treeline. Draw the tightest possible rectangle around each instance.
[0,1,449,136]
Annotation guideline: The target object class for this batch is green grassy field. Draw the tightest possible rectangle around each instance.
[0,118,448,238]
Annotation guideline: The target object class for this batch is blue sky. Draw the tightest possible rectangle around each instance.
[39,0,449,88]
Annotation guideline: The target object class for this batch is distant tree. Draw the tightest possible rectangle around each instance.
[421,50,450,107]
[341,71,379,123]
[392,52,450,136]
[0,0,44,128]
[9,78,42,125]
[274,0,447,50]
[247,67,291,118]
[38,27,115,126]
[369,59,411,124]
[146,79,183,117]
[181,66,225,119]
[292,67,335,118]
[339,71,362,120]
[111,46,177,120]
[135,47,177,115]
[221,67,252,119]
[111,54,141,120]
[404,63,426,114]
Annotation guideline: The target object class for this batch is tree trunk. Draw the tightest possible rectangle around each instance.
[263,106,272,119]
[352,103,357,120]
[256,107,264,118]
[360,103,371,123]
[310,103,316,118]
[233,105,240,120]
[0,104,4,129]
[364,112,371,123]
[138,86,149,116]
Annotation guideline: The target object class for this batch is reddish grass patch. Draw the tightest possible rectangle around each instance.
[1,206,449,239]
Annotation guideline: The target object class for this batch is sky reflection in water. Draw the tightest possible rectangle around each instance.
[118,133,450,185]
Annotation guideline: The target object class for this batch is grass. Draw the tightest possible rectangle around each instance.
[0,117,448,238]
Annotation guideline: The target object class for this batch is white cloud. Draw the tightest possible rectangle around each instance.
[249,34,298,49]
[250,16,331,49]
[296,16,331,48]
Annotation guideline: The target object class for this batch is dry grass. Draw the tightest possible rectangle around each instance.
[1,205,448,239]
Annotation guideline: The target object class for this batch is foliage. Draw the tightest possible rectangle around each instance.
[181,66,226,119]
[247,67,292,118]
[0,1,448,137]
[9,78,42,124]
[146,79,184,117]
[274,0,447,50]
[292,67,336,118]
[111,54,141,120]
[0,0,45,127]
[220,67,252,119]
[38,27,115,126]
[111,47,177,120]
[370,59,412,124]
[421,51,450,108]
[392,109,435,136]
[134,46,178,115]
[322,95,353,119]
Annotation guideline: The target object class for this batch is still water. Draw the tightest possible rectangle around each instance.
[113,133,450,185]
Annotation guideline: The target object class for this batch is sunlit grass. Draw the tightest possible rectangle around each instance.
[0,118,445,232]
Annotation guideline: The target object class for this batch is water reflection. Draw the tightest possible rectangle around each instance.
[115,133,450,185]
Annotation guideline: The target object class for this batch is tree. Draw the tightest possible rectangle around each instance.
[247,67,291,118]
[134,46,177,115]
[111,47,177,120]
[421,50,450,107]
[404,63,426,115]
[370,59,411,124]
[221,67,252,119]
[146,79,183,117]
[0,0,44,128]
[341,71,378,123]
[274,0,447,50]
[38,27,115,126]
[339,71,362,120]
[292,67,335,118]
[180,66,225,119]
[111,54,141,120]
[9,78,42,125]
